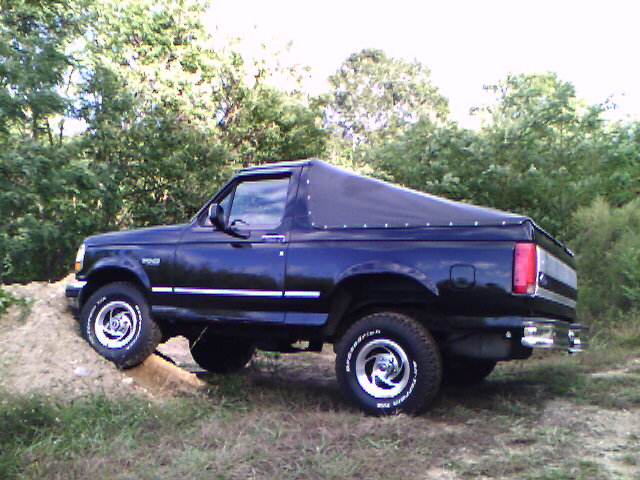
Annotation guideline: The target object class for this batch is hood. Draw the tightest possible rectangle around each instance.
[85,224,188,247]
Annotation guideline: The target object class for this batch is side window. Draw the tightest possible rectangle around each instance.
[227,177,290,229]
[218,190,232,218]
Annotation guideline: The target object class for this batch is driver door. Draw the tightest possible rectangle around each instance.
[173,174,293,323]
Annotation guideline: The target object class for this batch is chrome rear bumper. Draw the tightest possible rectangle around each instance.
[521,319,588,353]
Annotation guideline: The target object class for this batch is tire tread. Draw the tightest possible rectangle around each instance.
[335,311,442,415]
[81,282,161,369]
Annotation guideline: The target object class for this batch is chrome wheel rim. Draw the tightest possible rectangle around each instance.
[355,338,411,398]
[94,301,139,349]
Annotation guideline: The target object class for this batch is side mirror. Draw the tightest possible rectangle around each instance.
[209,204,225,230]
[208,204,250,239]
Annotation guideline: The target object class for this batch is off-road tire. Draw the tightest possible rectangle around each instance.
[443,358,497,385]
[80,282,161,369]
[189,335,255,374]
[335,312,442,415]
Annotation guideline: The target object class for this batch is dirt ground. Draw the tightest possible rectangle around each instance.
[1,279,639,479]
[0,277,202,399]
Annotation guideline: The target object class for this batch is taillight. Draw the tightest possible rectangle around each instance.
[513,242,537,294]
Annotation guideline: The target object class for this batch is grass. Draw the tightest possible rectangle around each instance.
[0,287,15,315]
[0,288,30,320]
[0,393,207,480]
[493,359,640,410]
[1,341,639,480]
[528,460,606,480]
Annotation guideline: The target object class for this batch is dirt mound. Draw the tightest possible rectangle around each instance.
[0,277,203,400]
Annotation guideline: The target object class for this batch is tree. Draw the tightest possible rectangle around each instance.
[219,86,326,167]
[0,0,102,281]
[0,0,327,283]
[368,73,640,242]
[367,118,485,202]
[322,48,449,163]
[572,197,640,324]
[472,73,637,238]
[0,140,102,282]
[0,0,86,142]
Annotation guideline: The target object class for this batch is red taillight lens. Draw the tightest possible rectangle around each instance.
[513,242,537,294]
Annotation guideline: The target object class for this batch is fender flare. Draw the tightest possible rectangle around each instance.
[333,260,438,296]
[322,261,438,337]
[85,255,152,292]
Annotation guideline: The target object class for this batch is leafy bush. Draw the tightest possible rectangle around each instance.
[571,197,640,328]
[0,287,19,316]
[0,141,104,283]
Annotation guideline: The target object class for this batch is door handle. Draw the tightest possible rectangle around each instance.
[261,234,286,243]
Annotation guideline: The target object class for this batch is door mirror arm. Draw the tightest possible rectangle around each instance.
[226,227,250,239]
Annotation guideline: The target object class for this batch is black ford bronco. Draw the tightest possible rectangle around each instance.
[66,159,587,414]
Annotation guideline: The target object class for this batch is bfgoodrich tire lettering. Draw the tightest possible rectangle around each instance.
[335,312,442,415]
[81,282,161,369]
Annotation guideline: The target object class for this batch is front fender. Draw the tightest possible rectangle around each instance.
[84,254,152,292]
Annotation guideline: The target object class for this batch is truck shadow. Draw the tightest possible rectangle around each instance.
[194,356,608,416]
[197,367,346,412]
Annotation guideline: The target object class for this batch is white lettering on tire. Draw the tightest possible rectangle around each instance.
[391,361,418,407]
[345,329,380,373]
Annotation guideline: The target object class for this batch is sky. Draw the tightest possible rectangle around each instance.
[205,0,640,128]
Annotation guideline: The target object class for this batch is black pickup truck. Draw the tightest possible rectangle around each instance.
[66,159,586,414]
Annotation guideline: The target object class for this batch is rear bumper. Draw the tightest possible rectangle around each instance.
[442,315,588,354]
[64,280,86,314]
[521,319,588,353]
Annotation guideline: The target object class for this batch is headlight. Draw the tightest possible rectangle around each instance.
[74,244,86,272]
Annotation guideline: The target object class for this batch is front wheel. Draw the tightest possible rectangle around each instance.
[81,282,161,369]
[189,335,255,374]
[335,312,442,415]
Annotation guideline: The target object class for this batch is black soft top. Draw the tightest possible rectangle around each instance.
[299,160,529,229]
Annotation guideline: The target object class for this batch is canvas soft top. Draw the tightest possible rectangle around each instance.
[302,160,529,229]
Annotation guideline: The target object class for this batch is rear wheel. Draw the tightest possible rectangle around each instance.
[335,312,442,415]
[443,358,497,385]
[189,335,255,374]
[81,282,161,369]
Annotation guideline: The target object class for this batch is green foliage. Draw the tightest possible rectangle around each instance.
[571,197,640,326]
[94,112,229,228]
[468,73,637,238]
[0,0,326,282]
[221,86,327,167]
[369,73,640,242]
[0,287,18,315]
[322,48,448,163]
[367,118,484,200]
[75,0,326,231]
[0,391,205,480]
[0,0,87,142]
[0,0,638,348]
[0,139,103,281]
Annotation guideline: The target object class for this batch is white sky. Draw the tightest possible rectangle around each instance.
[205,0,640,128]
